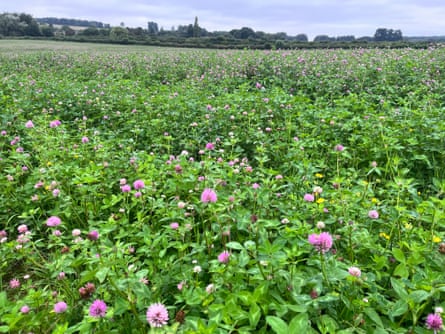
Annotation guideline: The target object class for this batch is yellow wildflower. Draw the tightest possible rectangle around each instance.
[315,173,324,178]
[404,223,412,230]
[316,198,325,204]
[433,236,442,243]
[379,232,390,240]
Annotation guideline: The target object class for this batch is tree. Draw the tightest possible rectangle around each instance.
[40,24,54,37]
[230,27,255,39]
[148,21,159,34]
[187,24,194,37]
[294,34,308,42]
[110,26,128,42]
[272,32,288,40]
[391,29,403,41]
[24,19,41,36]
[128,27,144,37]
[314,35,334,42]
[0,14,23,36]
[336,35,355,42]
[374,28,403,42]
[80,27,100,36]
[193,16,200,38]
[0,13,41,36]
[357,36,372,42]
[374,28,387,41]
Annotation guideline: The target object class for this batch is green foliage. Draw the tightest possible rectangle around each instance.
[0,43,444,333]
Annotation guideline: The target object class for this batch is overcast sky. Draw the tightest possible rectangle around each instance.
[3,0,445,39]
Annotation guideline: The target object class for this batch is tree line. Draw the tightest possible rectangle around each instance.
[0,12,441,49]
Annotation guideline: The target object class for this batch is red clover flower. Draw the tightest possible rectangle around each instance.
[146,303,169,327]
[89,299,107,317]
[308,232,333,253]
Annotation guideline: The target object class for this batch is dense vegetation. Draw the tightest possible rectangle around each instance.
[0,41,444,333]
[3,12,443,50]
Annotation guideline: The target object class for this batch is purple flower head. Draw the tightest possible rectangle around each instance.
[46,216,61,227]
[87,230,99,241]
[304,193,315,202]
[20,305,30,314]
[170,222,179,230]
[25,120,34,128]
[133,179,145,190]
[50,120,61,128]
[348,266,362,277]
[205,142,215,150]
[368,210,379,219]
[146,303,169,327]
[81,136,89,144]
[89,299,107,317]
[18,224,28,234]
[308,232,333,253]
[334,144,345,152]
[54,301,67,313]
[9,278,20,289]
[201,188,217,203]
[218,250,230,263]
[121,184,131,193]
[426,313,443,331]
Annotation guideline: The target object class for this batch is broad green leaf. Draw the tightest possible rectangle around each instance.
[336,330,355,334]
[319,314,338,333]
[286,304,308,313]
[266,316,288,334]
[226,241,244,250]
[364,307,384,328]
[95,267,109,283]
[254,282,269,300]
[392,248,406,263]
[289,313,309,333]
[249,303,261,328]
[114,296,129,316]
[238,291,254,305]
[0,292,7,308]
[390,277,408,299]
[390,300,408,319]
[408,290,429,303]
[393,263,409,278]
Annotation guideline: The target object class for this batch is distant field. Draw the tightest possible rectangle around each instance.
[0,39,165,53]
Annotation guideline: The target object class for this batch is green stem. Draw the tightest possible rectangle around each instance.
[320,252,330,288]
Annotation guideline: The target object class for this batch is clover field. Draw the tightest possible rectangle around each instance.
[0,41,445,333]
